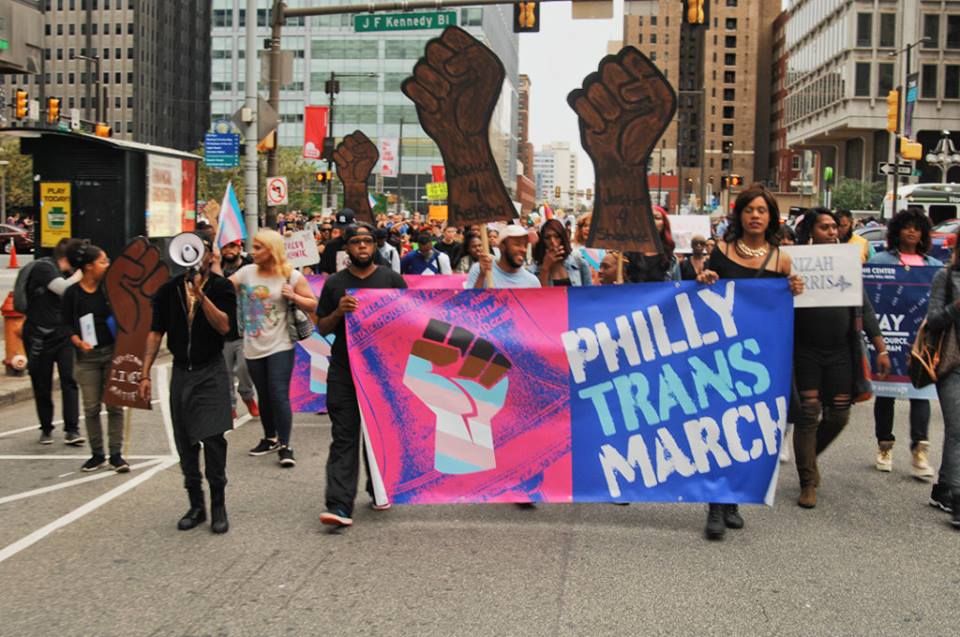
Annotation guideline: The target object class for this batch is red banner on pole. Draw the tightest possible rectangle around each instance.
[304,106,329,160]
[431,164,446,183]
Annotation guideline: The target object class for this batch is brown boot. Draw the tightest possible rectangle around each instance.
[798,485,817,508]
[876,441,894,472]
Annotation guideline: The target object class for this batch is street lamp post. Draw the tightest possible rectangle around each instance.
[70,51,104,123]
[925,130,960,182]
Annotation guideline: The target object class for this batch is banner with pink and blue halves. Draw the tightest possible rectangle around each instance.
[347,280,794,505]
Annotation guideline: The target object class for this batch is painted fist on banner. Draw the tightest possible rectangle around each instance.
[403,319,511,475]
[568,48,676,252]
[334,130,379,223]
[103,237,169,409]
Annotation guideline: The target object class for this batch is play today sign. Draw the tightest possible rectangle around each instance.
[354,11,457,32]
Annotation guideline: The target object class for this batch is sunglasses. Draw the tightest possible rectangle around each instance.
[347,237,375,246]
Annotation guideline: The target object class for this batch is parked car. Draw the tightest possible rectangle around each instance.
[0,224,34,254]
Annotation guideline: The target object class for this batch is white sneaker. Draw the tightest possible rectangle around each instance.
[876,442,894,472]
[911,441,935,480]
[779,424,793,463]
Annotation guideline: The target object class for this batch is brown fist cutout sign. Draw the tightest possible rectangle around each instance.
[568,47,677,252]
[402,27,514,226]
[334,130,379,224]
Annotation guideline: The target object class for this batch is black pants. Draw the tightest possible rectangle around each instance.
[170,361,232,494]
[27,338,79,434]
[325,369,373,516]
[174,430,227,494]
[794,345,853,455]
[874,397,930,449]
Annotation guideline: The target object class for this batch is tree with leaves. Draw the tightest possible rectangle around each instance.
[830,178,886,212]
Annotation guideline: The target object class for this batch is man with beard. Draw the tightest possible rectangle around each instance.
[140,232,236,534]
[837,209,873,262]
[375,228,401,273]
[219,240,258,419]
[467,224,541,289]
[316,223,407,527]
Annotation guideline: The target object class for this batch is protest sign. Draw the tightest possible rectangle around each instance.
[284,231,320,268]
[348,280,793,505]
[291,275,331,413]
[783,244,862,308]
[670,215,711,254]
[403,274,467,289]
[863,264,938,400]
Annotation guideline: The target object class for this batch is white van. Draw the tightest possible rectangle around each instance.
[883,183,960,224]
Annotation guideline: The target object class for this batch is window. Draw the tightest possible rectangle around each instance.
[723,88,735,101]
[724,70,735,83]
[949,16,960,49]
[856,13,872,47]
[722,123,734,136]
[947,66,960,99]
[725,18,737,30]
[650,16,657,26]
[879,14,896,48]
[723,106,734,118]
[726,0,738,6]
[651,52,657,61]
[115,72,121,83]
[924,14,939,48]
[725,36,736,48]
[878,62,894,96]
[721,158,731,171]
[922,64,938,98]
[855,62,871,96]
[213,9,231,27]
[650,34,657,44]
[637,34,642,44]
[115,48,120,58]
[725,53,736,65]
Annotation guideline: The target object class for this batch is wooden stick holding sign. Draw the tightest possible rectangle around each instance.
[568,48,677,253]
[616,252,625,284]
[402,27,519,287]
[333,130,379,224]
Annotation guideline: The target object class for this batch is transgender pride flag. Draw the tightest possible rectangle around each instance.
[216,182,247,248]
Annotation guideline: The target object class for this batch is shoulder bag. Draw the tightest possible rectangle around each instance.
[908,269,960,387]
[285,274,315,342]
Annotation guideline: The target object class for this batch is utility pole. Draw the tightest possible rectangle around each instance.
[243,0,259,246]
[326,71,338,210]
[396,116,404,215]
[265,0,284,228]
[892,36,929,216]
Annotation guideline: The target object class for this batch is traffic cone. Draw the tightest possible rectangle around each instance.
[7,240,17,269]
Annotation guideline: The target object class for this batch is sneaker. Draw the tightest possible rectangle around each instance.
[81,454,107,472]
[278,446,296,468]
[319,508,353,527]
[911,441,935,481]
[248,438,280,456]
[930,484,953,513]
[243,397,260,417]
[876,441,894,472]
[38,431,53,445]
[705,504,726,540]
[63,430,86,446]
[371,501,392,511]
[109,453,130,473]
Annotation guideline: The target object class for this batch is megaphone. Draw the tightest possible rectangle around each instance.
[168,232,206,269]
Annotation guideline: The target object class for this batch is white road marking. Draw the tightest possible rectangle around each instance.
[0,454,167,460]
[0,458,167,506]
[57,472,74,478]
[0,400,161,439]
[0,457,178,564]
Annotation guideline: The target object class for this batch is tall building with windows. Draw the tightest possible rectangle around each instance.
[623,0,779,205]
[210,0,520,212]
[533,141,578,209]
[1,0,211,150]
[783,0,960,185]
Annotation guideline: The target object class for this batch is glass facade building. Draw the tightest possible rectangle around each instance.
[210,0,519,213]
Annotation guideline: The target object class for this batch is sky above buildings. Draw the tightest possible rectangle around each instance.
[519,2,625,190]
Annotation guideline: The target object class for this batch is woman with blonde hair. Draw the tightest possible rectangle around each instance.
[228,229,317,468]
[572,212,605,285]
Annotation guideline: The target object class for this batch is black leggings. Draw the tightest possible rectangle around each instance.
[794,345,853,455]
[874,397,930,449]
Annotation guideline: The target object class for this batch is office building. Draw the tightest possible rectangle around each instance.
[210,0,520,212]
[533,141,578,209]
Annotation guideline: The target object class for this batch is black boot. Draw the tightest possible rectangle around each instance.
[723,504,745,529]
[705,504,726,540]
[177,488,206,531]
[210,487,229,534]
[951,493,960,529]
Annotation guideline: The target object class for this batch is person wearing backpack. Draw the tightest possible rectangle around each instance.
[18,237,85,445]
[400,229,452,276]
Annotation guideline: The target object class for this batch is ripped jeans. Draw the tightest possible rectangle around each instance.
[793,345,853,487]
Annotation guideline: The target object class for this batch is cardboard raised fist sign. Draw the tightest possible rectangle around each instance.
[568,47,677,253]
[103,237,169,409]
[402,26,514,226]
[334,130,379,224]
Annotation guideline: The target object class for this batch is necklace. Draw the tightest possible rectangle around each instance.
[735,239,768,259]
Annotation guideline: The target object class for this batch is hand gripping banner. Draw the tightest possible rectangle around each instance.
[347,280,794,505]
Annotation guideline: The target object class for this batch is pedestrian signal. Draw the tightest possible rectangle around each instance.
[316,171,333,183]
[514,1,540,33]
[683,0,708,26]
[46,97,61,124]
[729,174,742,187]
[14,89,27,120]
[886,90,899,134]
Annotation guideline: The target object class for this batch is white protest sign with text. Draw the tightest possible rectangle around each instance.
[284,230,320,268]
[782,244,862,308]
[670,215,712,254]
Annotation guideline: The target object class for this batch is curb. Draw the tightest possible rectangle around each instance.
[0,383,35,408]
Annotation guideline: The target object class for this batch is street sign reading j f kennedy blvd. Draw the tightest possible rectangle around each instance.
[354,11,457,32]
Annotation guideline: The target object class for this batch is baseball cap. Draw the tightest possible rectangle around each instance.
[501,224,529,239]
[334,208,356,227]
[344,223,375,241]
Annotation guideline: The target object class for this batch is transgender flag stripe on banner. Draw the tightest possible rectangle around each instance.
[347,280,794,506]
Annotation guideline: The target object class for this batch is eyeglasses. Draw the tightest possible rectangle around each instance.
[692,240,706,247]
[347,237,374,246]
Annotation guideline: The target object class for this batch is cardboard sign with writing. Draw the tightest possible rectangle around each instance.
[782,244,862,308]
[284,230,320,268]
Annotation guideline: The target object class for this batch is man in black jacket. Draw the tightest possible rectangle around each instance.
[138,233,236,534]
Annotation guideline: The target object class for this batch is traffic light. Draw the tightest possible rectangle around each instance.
[514,1,540,33]
[729,174,742,187]
[315,171,333,183]
[46,97,60,124]
[554,185,561,199]
[886,89,899,134]
[14,89,27,120]
[683,0,708,26]
[94,123,112,138]
[901,137,923,161]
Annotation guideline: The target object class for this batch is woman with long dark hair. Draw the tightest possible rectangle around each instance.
[454,232,485,274]
[697,185,804,540]
[62,243,128,473]
[625,206,680,282]
[529,218,593,286]
[790,208,890,508]
[868,209,941,478]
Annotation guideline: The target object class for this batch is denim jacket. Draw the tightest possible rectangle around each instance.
[527,250,594,286]
[868,249,943,267]
[926,267,960,334]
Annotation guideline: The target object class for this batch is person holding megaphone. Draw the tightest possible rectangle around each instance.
[140,230,237,534]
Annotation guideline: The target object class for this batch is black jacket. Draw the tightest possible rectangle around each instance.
[151,273,236,370]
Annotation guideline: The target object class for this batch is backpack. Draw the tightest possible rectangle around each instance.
[12,259,44,313]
